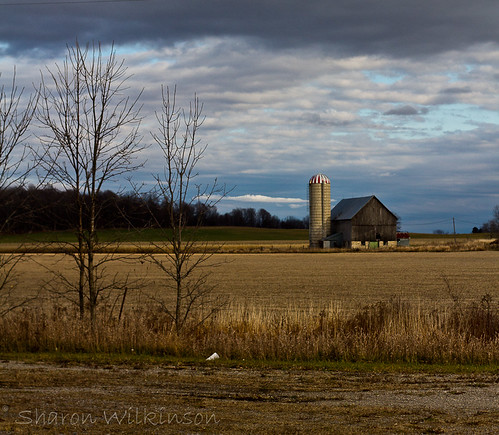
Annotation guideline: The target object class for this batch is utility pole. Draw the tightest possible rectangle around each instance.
[453,217,456,244]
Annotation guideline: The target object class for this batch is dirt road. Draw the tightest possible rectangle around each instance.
[2,360,499,433]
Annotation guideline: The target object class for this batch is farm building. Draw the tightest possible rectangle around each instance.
[308,173,331,248]
[329,196,398,248]
[309,174,398,249]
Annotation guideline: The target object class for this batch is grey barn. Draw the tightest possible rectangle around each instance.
[326,195,398,248]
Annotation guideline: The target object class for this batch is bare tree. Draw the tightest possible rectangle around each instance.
[35,41,143,327]
[146,86,228,333]
[481,205,499,237]
[0,69,38,315]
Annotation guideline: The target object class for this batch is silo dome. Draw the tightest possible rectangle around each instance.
[309,173,330,185]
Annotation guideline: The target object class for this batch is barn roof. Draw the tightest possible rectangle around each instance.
[331,195,376,220]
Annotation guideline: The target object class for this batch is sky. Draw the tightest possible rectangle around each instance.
[1,0,499,233]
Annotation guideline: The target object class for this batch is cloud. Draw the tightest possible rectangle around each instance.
[1,2,498,232]
[300,111,355,126]
[383,105,429,116]
[215,194,307,206]
[442,86,473,94]
[3,1,499,58]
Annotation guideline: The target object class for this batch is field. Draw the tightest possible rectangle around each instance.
[10,250,499,311]
[1,234,499,433]
[0,227,493,251]
[0,226,310,244]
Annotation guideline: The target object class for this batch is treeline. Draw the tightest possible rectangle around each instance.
[0,186,308,233]
[471,206,499,235]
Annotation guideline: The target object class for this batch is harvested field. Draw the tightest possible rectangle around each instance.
[2,250,499,433]
[12,250,499,311]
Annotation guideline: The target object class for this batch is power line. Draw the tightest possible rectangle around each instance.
[404,218,453,226]
[0,0,145,5]
[404,217,486,227]
[455,217,484,226]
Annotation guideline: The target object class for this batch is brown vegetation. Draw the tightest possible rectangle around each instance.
[0,250,497,364]
[1,249,499,432]
[0,236,497,254]
[2,294,499,364]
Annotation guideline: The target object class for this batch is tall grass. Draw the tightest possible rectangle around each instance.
[2,295,499,364]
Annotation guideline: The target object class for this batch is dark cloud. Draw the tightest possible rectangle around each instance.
[383,105,428,116]
[0,1,497,232]
[2,0,499,57]
[300,112,351,126]
[428,87,472,105]
[442,86,472,94]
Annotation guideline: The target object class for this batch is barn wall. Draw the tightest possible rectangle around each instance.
[351,197,397,242]
[331,220,352,242]
[351,225,396,242]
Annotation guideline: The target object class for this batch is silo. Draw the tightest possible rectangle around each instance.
[309,173,331,248]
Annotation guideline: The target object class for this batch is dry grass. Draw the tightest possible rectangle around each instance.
[1,250,498,364]
[3,296,499,364]
[2,243,499,433]
[0,235,497,254]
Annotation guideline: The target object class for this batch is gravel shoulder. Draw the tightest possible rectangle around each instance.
[2,361,499,433]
